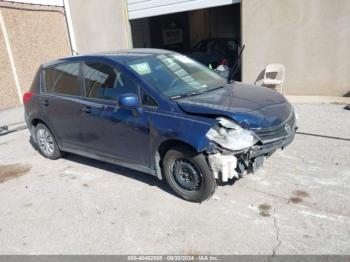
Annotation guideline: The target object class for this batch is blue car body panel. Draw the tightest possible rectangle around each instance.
[24,49,295,176]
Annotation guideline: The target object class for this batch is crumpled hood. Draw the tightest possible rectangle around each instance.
[177,82,293,129]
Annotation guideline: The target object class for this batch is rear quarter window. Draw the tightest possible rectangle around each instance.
[30,68,41,93]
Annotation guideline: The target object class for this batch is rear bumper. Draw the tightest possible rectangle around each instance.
[24,113,36,142]
[24,113,30,128]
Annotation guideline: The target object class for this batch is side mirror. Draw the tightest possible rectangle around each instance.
[118,93,143,116]
[118,93,140,109]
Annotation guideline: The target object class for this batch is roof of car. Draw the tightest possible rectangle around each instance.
[42,48,174,67]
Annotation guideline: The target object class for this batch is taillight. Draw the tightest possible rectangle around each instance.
[23,92,34,105]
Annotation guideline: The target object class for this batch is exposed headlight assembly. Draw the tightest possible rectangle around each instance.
[206,117,258,151]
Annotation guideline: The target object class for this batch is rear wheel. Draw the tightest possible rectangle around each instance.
[35,123,61,160]
[163,146,216,202]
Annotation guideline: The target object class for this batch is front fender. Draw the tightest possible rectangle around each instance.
[177,117,214,152]
[148,110,215,160]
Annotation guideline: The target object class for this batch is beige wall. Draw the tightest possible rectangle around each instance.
[242,0,350,96]
[0,2,71,110]
[68,0,131,54]
[0,31,19,109]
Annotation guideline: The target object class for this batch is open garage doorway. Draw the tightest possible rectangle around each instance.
[130,2,242,80]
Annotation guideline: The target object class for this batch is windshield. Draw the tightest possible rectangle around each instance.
[126,53,226,98]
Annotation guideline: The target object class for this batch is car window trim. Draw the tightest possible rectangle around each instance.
[139,85,159,109]
[81,95,118,106]
[39,66,43,94]
[39,92,86,102]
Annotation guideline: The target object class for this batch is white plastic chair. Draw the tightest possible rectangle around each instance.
[261,64,285,94]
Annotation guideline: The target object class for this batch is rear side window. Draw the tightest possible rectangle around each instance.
[44,63,81,96]
[83,62,139,101]
[30,68,41,93]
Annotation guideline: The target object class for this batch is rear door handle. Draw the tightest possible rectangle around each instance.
[42,99,49,107]
[81,106,92,114]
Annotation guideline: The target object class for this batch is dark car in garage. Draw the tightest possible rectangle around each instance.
[187,37,240,68]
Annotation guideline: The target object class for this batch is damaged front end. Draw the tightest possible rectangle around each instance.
[205,116,296,183]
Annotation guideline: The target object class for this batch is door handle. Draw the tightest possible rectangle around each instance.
[42,99,49,107]
[81,106,92,114]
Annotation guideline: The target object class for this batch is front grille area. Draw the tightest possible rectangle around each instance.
[253,111,296,143]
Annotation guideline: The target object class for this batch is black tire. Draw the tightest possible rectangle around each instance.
[35,123,62,160]
[163,146,217,202]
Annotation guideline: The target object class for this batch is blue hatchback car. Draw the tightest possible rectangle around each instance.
[24,49,296,202]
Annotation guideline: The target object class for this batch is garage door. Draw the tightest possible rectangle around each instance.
[127,0,240,20]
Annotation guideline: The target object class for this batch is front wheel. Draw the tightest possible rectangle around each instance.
[162,146,217,202]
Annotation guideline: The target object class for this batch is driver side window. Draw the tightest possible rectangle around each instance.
[83,62,139,101]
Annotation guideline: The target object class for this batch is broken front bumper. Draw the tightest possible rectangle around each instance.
[208,128,296,182]
[249,129,296,159]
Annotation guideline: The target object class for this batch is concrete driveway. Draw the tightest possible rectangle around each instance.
[0,104,349,255]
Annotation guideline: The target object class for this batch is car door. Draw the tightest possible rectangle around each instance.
[42,62,85,150]
[79,61,150,166]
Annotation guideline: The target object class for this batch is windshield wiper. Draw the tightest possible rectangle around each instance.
[170,86,226,100]
[206,85,225,92]
[170,91,202,100]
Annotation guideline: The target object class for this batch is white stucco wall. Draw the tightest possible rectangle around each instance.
[67,0,131,54]
[242,0,350,96]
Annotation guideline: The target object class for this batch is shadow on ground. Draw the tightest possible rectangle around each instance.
[29,137,239,198]
[64,153,175,195]
[29,137,175,197]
